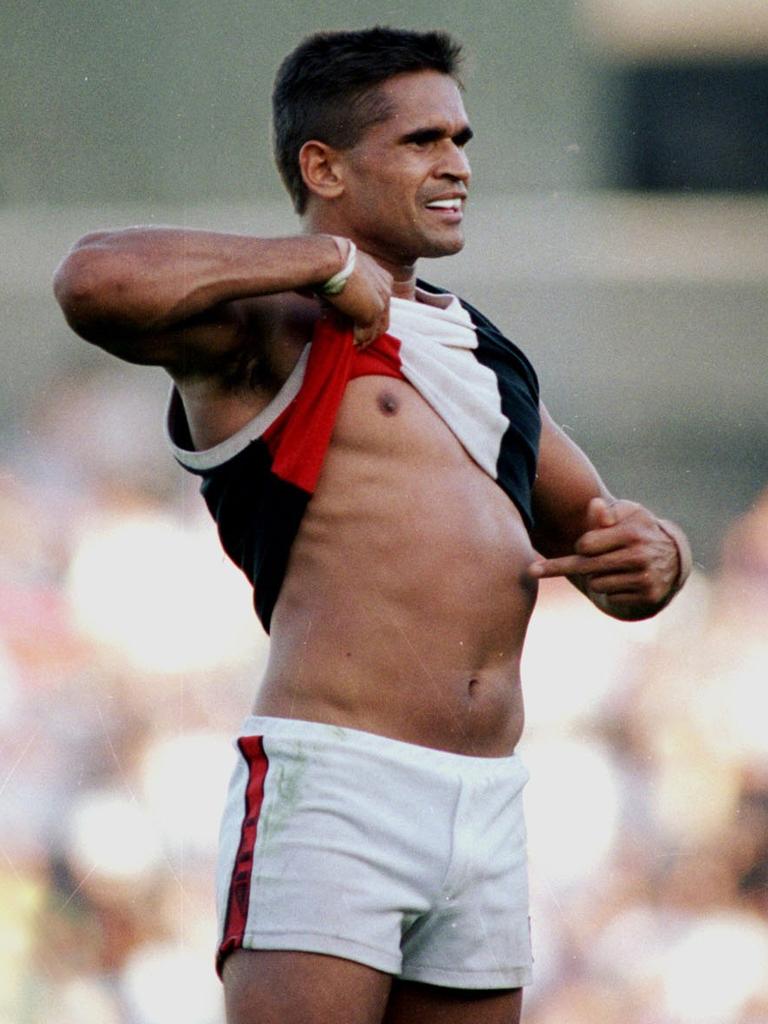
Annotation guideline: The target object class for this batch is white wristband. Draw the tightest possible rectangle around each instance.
[319,239,357,296]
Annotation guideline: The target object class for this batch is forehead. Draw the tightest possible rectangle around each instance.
[368,70,468,136]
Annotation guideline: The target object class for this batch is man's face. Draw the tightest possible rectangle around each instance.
[333,70,473,265]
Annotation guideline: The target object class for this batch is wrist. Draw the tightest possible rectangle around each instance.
[655,517,692,603]
[317,237,356,296]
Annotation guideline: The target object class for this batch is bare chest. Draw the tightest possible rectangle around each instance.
[305,374,535,574]
[329,374,476,469]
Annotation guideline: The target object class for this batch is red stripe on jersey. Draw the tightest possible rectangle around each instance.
[262,317,404,495]
[263,317,354,493]
[349,331,404,381]
[216,736,270,977]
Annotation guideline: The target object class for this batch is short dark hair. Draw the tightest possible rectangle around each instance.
[272,27,464,214]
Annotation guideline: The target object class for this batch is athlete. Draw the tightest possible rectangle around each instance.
[53,27,691,1024]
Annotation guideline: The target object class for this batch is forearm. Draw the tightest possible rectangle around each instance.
[53,227,344,336]
[532,407,693,621]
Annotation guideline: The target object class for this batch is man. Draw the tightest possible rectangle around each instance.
[53,27,690,1024]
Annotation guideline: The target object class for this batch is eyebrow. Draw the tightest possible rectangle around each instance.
[400,124,474,147]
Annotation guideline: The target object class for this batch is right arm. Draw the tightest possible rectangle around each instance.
[52,227,391,375]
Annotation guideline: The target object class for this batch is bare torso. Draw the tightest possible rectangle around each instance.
[252,370,538,757]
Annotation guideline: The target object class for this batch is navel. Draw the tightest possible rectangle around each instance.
[377,390,400,416]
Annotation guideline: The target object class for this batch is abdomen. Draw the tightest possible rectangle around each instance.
[259,377,537,754]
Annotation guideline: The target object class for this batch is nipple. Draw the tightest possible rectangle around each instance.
[377,390,399,416]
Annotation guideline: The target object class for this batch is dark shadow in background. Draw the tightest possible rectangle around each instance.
[607,62,768,191]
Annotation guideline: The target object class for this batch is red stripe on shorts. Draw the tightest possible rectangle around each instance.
[216,736,270,976]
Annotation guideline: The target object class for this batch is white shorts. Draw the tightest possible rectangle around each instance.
[216,716,533,989]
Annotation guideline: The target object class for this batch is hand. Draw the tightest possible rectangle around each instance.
[324,249,393,348]
[528,497,682,616]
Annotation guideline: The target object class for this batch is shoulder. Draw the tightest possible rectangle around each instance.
[415,278,539,394]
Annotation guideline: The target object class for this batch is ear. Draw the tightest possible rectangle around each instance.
[299,140,345,203]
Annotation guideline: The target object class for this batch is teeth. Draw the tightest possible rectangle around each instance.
[426,199,461,210]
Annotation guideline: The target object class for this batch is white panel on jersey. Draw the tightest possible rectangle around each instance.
[390,290,507,481]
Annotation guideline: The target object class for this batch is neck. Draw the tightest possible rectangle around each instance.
[303,213,417,301]
[387,259,418,301]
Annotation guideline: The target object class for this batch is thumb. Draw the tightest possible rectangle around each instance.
[587,496,618,530]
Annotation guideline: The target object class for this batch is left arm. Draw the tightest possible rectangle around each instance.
[528,404,692,620]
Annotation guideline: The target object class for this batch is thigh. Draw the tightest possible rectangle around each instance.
[223,949,393,1024]
[383,980,523,1024]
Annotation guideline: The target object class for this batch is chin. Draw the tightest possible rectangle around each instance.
[418,232,465,259]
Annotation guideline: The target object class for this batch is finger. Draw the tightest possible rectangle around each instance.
[354,314,383,345]
[353,325,376,348]
[575,523,635,557]
[529,549,645,579]
[586,571,652,595]
[588,590,647,610]
[578,512,663,558]
[590,568,674,605]
[586,496,617,530]
[575,506,652,555]
[353,317,387,349]
[528,556,586,579]
[528,556,592,579]
[573,498,629,556]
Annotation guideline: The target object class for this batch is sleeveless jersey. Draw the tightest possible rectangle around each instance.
[166,285,540,632]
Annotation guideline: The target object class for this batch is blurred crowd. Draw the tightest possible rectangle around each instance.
[2,366,767,1024]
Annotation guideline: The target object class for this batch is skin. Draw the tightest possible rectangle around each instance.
[53,68,690,1024]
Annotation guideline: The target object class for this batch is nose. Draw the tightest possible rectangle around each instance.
[437,141,471,184]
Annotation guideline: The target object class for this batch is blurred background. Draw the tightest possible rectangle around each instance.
[1,2,767,1022]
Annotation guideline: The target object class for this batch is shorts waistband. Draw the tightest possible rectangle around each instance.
[239,715,524,780]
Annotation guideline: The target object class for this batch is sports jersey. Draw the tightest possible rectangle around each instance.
[166,284,540,632]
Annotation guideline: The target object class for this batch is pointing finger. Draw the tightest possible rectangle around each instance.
[528,555,592,579]
[528,548,645,579]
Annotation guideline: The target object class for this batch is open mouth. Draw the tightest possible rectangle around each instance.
[425,198,464,212]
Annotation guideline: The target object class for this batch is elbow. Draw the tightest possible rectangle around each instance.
[52,251,95,330]
[52,233,127,339]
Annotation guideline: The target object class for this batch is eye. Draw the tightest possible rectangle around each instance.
[403,130,443,149]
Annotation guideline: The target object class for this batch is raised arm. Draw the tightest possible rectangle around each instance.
[52,227,392,375]
[528,403,692,620]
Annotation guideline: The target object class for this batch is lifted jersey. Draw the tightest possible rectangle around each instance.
[166,285,541,632]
